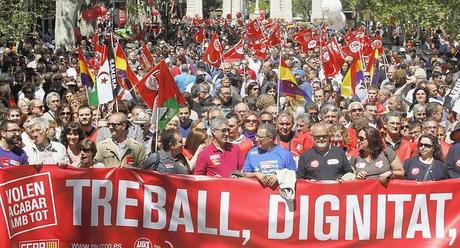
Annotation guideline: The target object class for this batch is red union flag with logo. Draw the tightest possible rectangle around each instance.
[1,166,460,247]
[202,33,223,68]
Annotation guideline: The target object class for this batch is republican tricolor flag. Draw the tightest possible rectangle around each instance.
[279,58,310,102]
[340,59,364,97]
[77,49,95,88]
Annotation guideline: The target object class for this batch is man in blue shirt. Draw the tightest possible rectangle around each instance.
[243,124,296,187]
[174,64,196,92]
[0,120,28,167]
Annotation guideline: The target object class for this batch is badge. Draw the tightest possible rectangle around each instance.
[126,155,135,165]
[456,160,460,168]
[327,159,339,165]
[296,144,303,151]
[356,162,366,169]
[164,163,174,169]
[375,160,384,168]
[210,154,221,166]
[310,160,319,168]
[411,168,420,175]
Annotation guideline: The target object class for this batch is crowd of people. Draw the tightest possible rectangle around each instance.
[1,15,460,187]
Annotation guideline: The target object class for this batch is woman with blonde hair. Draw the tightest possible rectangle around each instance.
[328,124,359,160]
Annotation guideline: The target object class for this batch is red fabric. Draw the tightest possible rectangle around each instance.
[245,19,264,40]
[2,165,460,247]
[395,139,418,162]
[194,27,205,44]
[202,33,223,68]
[440,141,451,161]
[139,43,154,69]
[223,39,244,62]
[347,128,358,149]
[238,138,254,160]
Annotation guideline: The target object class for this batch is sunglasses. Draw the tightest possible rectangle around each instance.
[313,135,329,141]
[246,119,259,124]
[357,136,367,142]
[418,143,433,148]
[350,108,364,113]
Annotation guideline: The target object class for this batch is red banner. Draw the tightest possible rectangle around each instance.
[1,166,460,247]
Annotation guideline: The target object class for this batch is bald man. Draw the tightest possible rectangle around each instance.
[297,123,354,181]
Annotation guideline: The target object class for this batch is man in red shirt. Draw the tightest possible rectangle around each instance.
[194,117,244,177]
[275,112,313,163]
[382,112,417,162]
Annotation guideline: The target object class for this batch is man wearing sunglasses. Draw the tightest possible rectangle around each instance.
[297,123,354,181]
[194,117,244,178]
[94,112,146,168]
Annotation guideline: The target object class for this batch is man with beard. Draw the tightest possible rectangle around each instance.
[78,105,98,142]
[178,105,193,138]
[194,117,244,177]
[297,123,354,181]
[0,120,28,167]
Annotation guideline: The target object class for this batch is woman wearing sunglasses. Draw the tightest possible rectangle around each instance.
[352,126,404,185]
[403,134,449,181]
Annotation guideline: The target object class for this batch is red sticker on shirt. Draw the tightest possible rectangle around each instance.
[310,160,319,168]
[411,168,420,175]
[375,160,384,168]
[126,155,134,165]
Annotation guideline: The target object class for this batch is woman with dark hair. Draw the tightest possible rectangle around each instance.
[246,81,260,97]
[183,128,208,171]
[78,139,104,168]
[62,122,84,167]
[410,87,429,111]
[55,103,73,138]
[403,134,449,181]
[264,82,277,100]
[142,129,189,174]
[352,126,404,185]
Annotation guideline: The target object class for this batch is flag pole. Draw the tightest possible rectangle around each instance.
[153,96,160,152]
[85,86,90,106]
[276,46,282,115]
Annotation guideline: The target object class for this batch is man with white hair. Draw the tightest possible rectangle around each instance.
[23,117,68,165]
[43,92,61,122]
[194,117,244,177]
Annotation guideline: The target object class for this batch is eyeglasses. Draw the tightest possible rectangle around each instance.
[401,125,409,129]
[107,122,125,128]
[5,129,21,134]
[357,136,367,142]
[261,120,272,124]
[418,143,433,148]
[61,112,71,116]
[246,119,259,124]
[350,108,364,113]
[216,128,230,133]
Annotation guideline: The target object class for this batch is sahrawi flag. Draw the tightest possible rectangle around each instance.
[89,48,114,106]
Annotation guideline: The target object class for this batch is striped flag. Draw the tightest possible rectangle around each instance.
[279,58,311,102]
[115,45,139,102]
[367,48,380,85]
[340,59,364,97]
[77,49,95,88]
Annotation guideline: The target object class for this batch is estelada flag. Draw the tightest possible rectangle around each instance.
[139,43,154,69]
[246,19,264,40]
[194,27,205,44]
[202,33,223,68]
[223,39,244,62]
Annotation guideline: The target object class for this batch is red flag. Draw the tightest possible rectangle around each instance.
[202,33,223,68]
[267,25,282,47]
[114,45,140,102]
[342,39,363,60]
[245,19,264,40]
[327,37,345,70]
[139,43,154,69]
[223,39,245,62]
[194,27,205,44]
[136,64,159,109]
[293,28,313,45]
[372,35,384,55]
[248,39,268,60]
[321,46,340,78]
